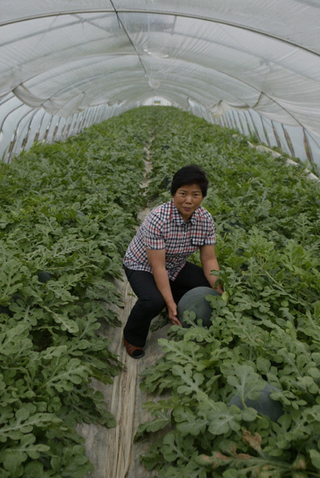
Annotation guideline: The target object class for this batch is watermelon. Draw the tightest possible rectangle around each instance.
[69,210,86,224]
[0,294,25,317]
[228,382,284,422]
[177,286,220,328]
[37,271,52,283]
[0,304,11,316]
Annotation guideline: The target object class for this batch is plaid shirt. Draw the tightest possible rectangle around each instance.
[123,199,216,280]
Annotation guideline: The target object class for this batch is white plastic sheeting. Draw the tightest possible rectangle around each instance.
[0,1,320,163]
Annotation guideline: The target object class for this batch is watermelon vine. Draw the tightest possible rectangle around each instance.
[1,106,320,477]
[0,114,150,477]
[134,108,320,478]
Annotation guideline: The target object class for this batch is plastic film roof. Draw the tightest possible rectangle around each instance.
[1,1,320,162]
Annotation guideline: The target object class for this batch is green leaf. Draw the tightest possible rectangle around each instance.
[135,410,171,440]
[241,407,258,421]
[309,449,320,470]
[41,357,91,393]
[2,434,50,473]
[174,406,208,437]
[172,364,205,397]
[207,403,242,435]
[222,363,265,404]
[161,431,195,464]
[42,306,79,334]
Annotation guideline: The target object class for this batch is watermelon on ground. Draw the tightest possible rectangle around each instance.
[228,382,284,422]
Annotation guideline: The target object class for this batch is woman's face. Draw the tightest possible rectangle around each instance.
[172,183,203,221]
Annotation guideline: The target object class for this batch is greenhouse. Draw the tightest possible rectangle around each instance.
[1,2,320,478]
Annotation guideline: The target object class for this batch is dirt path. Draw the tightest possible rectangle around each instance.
[77,276,170,478]
[77,139,170,477]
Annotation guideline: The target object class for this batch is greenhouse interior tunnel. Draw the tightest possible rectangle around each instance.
[2,2,320,478]
[1,0,320,165]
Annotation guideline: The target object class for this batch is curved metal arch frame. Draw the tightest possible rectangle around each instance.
[1,4,320,165]
[1,8,319,58]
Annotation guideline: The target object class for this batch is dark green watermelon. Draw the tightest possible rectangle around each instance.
[0,294,25,317]
[0,304,11,316]
[177,286,220,328]
[69,211,86,225]
[228,382,284,422]
[37,271,52,283]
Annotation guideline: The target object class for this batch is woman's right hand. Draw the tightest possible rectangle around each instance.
[146,249,183,327]
[168,303,182,326]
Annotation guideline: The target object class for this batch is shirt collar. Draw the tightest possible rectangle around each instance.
[170,199,198,225]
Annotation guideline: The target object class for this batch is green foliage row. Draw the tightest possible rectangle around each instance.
[129,107,320,477]
[0,114,151,477]
[1,105,320,477]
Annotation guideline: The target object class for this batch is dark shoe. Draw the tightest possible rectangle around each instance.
[123,337,145,359]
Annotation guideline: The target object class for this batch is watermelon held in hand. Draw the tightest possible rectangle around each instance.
[228,382,284,422]
[177,286,220,328]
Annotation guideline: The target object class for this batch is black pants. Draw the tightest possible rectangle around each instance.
[123,262,210,347]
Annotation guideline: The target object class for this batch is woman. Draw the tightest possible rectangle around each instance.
[123,164,222,358]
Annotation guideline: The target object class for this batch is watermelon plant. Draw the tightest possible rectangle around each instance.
[1,105,320,477]
[130,107,320,477]
[0,112,151,477]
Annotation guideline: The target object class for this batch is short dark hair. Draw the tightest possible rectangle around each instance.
[171,164,209,197]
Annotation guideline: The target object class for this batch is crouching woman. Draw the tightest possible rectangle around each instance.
[122,164,222,358]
